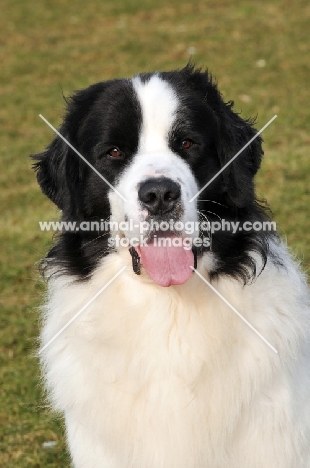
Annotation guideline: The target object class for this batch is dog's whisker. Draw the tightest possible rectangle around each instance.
[198,199,228,208]
[197,210,211,226]
[196,210,213,249]
[82,231,110,247]
[204,210,223,222]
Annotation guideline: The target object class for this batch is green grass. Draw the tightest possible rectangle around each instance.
[1,0,309,465]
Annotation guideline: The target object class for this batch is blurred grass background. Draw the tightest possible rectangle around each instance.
[0,0,309,466]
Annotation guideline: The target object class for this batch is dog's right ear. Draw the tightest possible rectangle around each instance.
[31,125,71,210]
[32,81,114,211]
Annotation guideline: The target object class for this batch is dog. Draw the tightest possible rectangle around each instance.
[33,65,310,467]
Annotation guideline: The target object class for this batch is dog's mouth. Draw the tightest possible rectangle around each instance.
[129,231,196,287]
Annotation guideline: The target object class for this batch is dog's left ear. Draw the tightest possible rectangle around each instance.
[216,101,263,208]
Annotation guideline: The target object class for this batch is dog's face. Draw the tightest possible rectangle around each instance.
[33,66,267,284]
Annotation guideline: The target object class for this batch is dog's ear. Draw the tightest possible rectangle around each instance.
[32,81,113,212]
[32,126,73,210]
[217,101,263,208]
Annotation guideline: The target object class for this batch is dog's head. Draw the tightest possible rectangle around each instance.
[33,65,268,285]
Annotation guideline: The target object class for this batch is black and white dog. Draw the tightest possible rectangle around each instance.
[33,66,310,467]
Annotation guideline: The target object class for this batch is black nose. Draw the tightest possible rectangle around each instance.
[138,178,181,215]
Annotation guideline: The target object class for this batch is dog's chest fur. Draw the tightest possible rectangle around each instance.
[41,250,309,468]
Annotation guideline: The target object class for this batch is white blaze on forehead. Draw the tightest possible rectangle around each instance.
[109,73,199,242]
[132,75,178,153]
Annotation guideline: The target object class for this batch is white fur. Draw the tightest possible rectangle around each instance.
[40,242,310,468]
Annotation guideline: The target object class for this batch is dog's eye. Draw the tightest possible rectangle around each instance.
[107,147,123,159]
[180,139,193,150]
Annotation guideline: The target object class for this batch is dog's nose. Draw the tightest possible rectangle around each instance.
[138,178,181,214]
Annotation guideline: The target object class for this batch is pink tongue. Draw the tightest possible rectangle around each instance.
[136,236,194,287]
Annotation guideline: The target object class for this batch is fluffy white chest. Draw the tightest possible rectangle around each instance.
[40,252,310,468]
